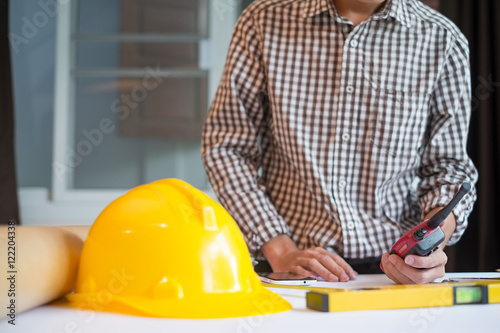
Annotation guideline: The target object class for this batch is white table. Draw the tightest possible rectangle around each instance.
[2,272,499,333]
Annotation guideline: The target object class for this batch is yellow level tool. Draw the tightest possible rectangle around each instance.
[264,279,500,312]
[305,279,500,312]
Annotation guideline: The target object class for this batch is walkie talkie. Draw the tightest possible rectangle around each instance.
[388,183,471,259]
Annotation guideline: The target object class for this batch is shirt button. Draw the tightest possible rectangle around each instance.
[346,85,354,93]
[342,133,350,142]
[350,39,359,48]
[339,178,346,189]
[347,221,355,230]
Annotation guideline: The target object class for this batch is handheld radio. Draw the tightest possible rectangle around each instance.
[388,182,471,259]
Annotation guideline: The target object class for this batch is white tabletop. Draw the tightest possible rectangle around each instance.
[2,272,500,333]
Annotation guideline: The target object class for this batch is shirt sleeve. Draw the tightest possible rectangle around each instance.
[201,9,290,255]
[417,34,478,246]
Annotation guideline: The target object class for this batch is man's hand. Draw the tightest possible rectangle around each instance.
[381,206,456,284]
[260,234,357,282]
[380,249,447,284]
[278,247,358,282]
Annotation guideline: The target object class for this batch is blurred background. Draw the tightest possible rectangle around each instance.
[2,0,499,271]
[9,0,252,224]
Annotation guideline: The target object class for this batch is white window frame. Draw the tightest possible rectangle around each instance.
[19,0,238,225]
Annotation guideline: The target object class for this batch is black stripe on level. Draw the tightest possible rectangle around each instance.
[306,292,329,312]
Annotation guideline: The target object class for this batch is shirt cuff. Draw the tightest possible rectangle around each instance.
[245,216,291,257]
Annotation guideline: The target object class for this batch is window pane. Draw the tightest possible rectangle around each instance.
[72,77,206,189]
[76,41,199,69]
[11,0,56,187]
[70,0,210,191]
[77,0,208,36]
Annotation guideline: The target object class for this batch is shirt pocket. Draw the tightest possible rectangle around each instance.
[369,89,430,159]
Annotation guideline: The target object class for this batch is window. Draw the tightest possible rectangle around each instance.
[14,0,239,224]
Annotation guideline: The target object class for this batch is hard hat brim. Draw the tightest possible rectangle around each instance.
[67,286,291,319]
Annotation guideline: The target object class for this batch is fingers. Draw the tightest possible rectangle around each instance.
[381,253,402,284]
[382,253,415,284]
[311,248,349,281]
[281,247,357,282]
[381,250,447,284]
[289,265,317,279]
[299,256,340,282]
[318,248,358,280]
[332,255,359,280]
[404,249,447,269]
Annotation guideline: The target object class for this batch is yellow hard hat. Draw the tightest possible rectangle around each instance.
[67,179,291,318]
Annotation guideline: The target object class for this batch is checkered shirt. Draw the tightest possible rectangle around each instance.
[202,0,478,258]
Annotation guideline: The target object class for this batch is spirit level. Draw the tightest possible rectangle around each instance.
[305,280,500,312]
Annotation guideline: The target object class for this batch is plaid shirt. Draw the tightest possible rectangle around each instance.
[202,0,478,258]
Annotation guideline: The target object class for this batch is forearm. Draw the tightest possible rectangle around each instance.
[0,226,90,319]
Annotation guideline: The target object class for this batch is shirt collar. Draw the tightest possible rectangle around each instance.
[302,0,331,18]
[302,0,412,28]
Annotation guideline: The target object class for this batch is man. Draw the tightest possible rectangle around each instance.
[202,0,478,284]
